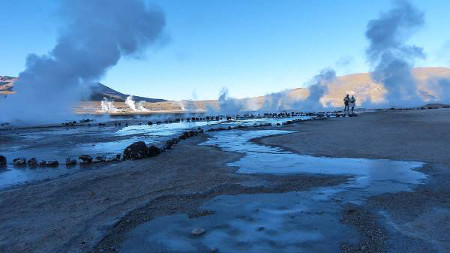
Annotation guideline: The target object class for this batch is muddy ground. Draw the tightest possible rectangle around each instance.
[0,109,449,252]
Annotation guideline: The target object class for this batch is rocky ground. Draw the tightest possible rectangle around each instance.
[0,109,449,252]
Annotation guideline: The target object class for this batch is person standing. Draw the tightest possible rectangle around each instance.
[343,94,350,114]
[350,95,356,114]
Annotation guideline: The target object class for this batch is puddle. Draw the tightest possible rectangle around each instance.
[120,130,427,252]
[202,130,426,195]
[122,191,360,253]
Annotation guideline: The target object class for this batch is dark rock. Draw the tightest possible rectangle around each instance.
[179,131,190,140]
[13,158,26,166]
[66,158,77,166]
[79,155,93,164]
[0,155,6,166]
[47,161,59,167]
[28,158,38,166]
[38,161,47,166]
[95,156,106,162]
[166,139,175,149]
[148,145,161,157]
[123,141,149,160]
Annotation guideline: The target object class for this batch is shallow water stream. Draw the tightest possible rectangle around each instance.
[0,117,308,189]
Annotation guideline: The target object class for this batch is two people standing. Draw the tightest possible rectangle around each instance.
[343,94,356,115]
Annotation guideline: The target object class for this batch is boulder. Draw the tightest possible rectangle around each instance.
[95,156,106,162]
[66,158,77,166]
[47,161,59,167]
[123,141,149,160]
[79,155,93,164]
[166,139,175,149]
[105,154,121,162]
[13,158,26,166]
[179,132,190,140]
[148,145,161,157]
[38,161,47,166]
[0,155,6,166]
[28,158,38,166]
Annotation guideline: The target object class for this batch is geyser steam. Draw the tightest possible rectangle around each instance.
[365,0,425,107]
[0,0,165,123]
[101,98,118,113]
[262,68,336,112]
[125,96,148,112]
[216,88,244,115]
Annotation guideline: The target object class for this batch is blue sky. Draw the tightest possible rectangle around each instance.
[1,0,449,100]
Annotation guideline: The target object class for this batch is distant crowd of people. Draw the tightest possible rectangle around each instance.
[343,94,356,115]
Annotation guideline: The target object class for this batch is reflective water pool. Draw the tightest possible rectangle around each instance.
[120,130,427,253]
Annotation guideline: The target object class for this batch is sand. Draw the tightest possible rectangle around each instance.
[0,108,449,253]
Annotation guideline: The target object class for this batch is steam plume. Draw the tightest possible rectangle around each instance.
[100,97,118,113]
[125,96,149,112]
[365,0,425,107]
[215,88,244,115]
[137,101,149,112]
[0,0,165,123]
[125,96,138,112]
[262,69,336,112]
[297,69,336,111]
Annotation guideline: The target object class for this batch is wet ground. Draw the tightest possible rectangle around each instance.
[120,130,428,253]
[0,116,309,189]
[0,109,449,253]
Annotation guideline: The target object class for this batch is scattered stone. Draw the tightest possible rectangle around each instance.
[123,141,149,160]
[79,155,93,164]
[47,161,59,167]
[28,158,38,166]
[13,158,26,166]
[191,228,206,236]
[148,146,161,157]
[166,139,175,149]
[257,226,265,231]
[66,158,77,166]
[115,154,121,161]
[0,155,7,166]
[38,161,47,166]
[95,156,106,162]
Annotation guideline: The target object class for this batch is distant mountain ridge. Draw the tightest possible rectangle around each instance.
[2,67,450,110]
[0,77,166,103]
